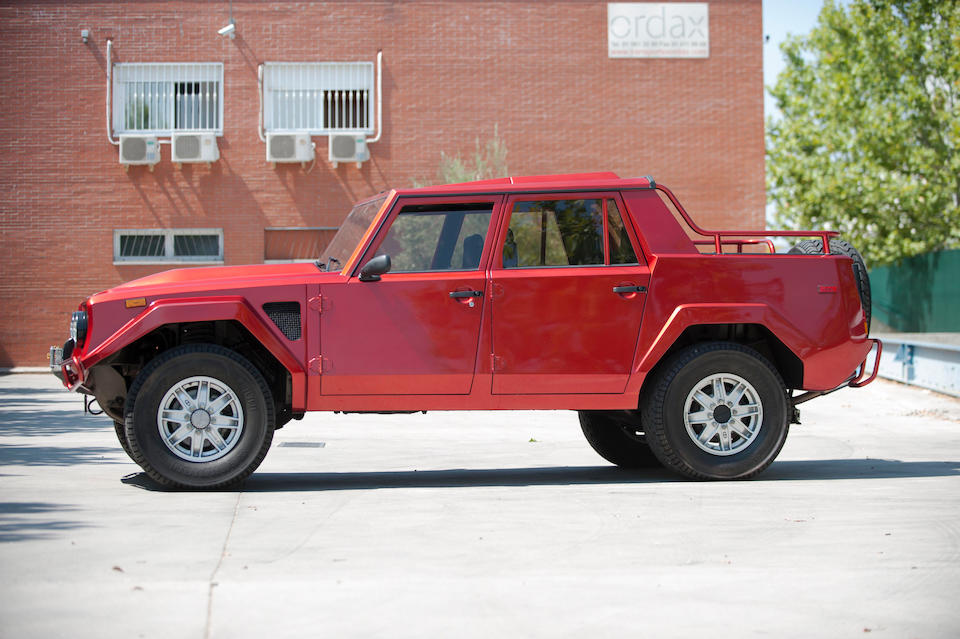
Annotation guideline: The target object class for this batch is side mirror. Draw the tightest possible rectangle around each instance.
[359,254,392,282]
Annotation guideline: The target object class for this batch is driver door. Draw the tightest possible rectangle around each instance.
[319,196,502,395]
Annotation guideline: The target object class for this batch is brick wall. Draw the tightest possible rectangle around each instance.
[0,0,763,367]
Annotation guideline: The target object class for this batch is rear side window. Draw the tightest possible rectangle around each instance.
[505,199,604,267]
[607,199,638,265]
[502,198,639,268]
[378,202,494,272]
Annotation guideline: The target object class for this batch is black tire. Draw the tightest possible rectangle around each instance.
[641,342,789,480]
[578,410,662,468]
[113,420,136,461]
[789,238,871,331]
[123,344,275,489]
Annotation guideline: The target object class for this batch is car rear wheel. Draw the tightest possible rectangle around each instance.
[579,410,662,468]
[123,344,275,489]
[641,342,789,480]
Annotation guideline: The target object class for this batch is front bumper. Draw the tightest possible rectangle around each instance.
[49,342,85,389]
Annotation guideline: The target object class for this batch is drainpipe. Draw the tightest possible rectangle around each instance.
[366,50,383,144]
[257,64,266,142]
[106,39,118,145]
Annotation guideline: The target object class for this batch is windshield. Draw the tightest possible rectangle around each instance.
[317,195,387,271]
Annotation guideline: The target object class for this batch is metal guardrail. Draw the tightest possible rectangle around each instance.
[875,334,960,398]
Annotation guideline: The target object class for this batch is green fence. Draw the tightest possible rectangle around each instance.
[870,249,960,332]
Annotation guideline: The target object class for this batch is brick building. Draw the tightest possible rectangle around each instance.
[0,0,763,368]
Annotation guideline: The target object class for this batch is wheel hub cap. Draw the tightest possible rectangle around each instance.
[190,409,212,429]
[713,405,732,423]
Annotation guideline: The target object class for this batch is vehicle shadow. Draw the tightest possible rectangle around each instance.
[762,458,960,480]
[120,457,960,492]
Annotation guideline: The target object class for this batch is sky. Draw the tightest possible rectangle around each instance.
[761,1,831,224]
[762,0,830,121]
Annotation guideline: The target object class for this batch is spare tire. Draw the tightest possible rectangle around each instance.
[788,238,871,331]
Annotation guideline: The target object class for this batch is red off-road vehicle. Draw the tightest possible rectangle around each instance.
[52,173,880,488]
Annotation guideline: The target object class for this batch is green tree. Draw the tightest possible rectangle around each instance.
[767,0,960,266]
[415,126,508,187]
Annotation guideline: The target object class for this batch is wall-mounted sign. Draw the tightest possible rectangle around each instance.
[608,3,709,59]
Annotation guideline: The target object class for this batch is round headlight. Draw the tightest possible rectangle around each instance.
[70,311,88,346]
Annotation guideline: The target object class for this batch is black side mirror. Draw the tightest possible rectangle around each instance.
[359,254,392,282]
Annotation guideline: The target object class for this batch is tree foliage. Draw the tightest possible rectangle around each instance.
[767,0,960,266]
[415,126,508,187]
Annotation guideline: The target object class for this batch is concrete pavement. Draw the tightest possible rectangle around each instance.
[1,373,958,638]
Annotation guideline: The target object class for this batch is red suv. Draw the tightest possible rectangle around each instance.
[52,173,880,488]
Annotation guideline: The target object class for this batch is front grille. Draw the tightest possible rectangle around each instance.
[263,302,301,341]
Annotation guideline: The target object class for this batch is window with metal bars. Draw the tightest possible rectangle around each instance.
[263,62,374,133]
[114,229,223,264]
[114,63,223,135]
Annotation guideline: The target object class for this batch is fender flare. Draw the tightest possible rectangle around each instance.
[78,296,306,411]
[626,303,806,394]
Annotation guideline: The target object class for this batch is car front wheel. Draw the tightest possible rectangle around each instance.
[123,344,275,489]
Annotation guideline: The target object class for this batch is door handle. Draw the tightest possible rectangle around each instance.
[612,285,646,294]
[449,290,484,298]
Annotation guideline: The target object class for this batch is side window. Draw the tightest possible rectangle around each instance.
[378,202,493,272]
[505,199,604,267]
[607,199,639,264]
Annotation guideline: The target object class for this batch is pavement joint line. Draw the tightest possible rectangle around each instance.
[204,492,242,639]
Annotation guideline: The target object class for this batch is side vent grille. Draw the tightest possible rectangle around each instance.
[263,302,301,341]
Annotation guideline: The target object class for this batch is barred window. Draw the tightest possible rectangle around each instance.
[113,63,223,135]
[114,229,223,264]
[263,62,374,133]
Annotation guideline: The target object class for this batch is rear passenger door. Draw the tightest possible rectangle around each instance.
[490,193,649,394]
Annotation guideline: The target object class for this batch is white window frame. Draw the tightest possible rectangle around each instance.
[113,63,224,136]
[263,62,374,134]
[114,229,224,265]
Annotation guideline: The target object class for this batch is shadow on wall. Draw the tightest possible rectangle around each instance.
[121,150,270,266]
[273,154,379,222]
[872,249,960,332]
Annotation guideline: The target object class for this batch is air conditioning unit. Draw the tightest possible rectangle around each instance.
[119,135,160,169]
[266,133,314,164]
[328,134,370,168]
[171,133,219,164]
